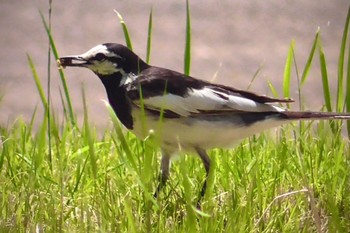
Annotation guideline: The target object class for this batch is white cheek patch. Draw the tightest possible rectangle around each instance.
[89,60,119,75]
[78,44,124,75]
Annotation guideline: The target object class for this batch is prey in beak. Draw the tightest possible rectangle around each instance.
[57,56,89,69]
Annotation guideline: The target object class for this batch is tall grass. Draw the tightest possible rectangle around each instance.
[1,2,350,233]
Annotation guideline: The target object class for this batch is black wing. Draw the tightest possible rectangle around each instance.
[126,66,292,117]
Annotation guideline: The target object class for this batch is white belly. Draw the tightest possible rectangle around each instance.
[130,108,289,152]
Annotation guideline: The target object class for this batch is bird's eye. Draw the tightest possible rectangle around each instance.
[94,53,107,61]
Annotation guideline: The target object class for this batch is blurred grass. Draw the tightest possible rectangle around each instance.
[146,8,153,64]
[115,10,133,50]
[1,2,350,233]
[318,36,333,113]
[184,0,191,76]
[40,11,75,126]
[344,4,350,137]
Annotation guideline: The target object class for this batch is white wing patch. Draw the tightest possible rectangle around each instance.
[136,87,284,116]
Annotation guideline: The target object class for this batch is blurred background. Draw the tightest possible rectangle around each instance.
[1,0,349,129]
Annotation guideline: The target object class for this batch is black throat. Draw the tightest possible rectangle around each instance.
[98,73,134,129]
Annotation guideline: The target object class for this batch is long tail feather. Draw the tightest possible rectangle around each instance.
[281,111,350,120]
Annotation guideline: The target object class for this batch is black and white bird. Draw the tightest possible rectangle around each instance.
[59,43,350,202]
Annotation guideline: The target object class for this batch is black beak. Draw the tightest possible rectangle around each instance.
[57,56,89,69]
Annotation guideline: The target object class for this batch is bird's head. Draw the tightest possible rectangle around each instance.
[58,43,148,77]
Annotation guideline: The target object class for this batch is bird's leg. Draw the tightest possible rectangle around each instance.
[154,152,171,198]
[195,147,211,207]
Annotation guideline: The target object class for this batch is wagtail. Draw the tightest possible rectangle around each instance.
[58,43,350,204]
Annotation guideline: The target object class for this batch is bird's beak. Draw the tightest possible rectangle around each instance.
[57,55,89,69]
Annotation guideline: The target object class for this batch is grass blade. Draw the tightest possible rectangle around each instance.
[337,5,350,112]
[283,40,295,107]
[301,29,319,86]
[27,54,48,111]
[105,101,137,172]
[82,86,97,179]
[124,199,137,233]
[39,11,75,126]
[34,112,47,171]
[146,8,153,64]
[247,65,263,90]
[46,0,53,172]
[114,10,133,50]
[347,51,350,137]
[343,6,350,137]
[318,38,332,112]
[291,46,302,110]
[267,80,280,99]
[180,157,197,232]
[184,0,191,75]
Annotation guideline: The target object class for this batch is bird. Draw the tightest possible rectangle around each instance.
[58,43,350,205]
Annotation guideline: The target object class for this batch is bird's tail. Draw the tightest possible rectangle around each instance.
[281,111,350,120]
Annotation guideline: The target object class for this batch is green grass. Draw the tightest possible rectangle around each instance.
[1,3,350,233]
